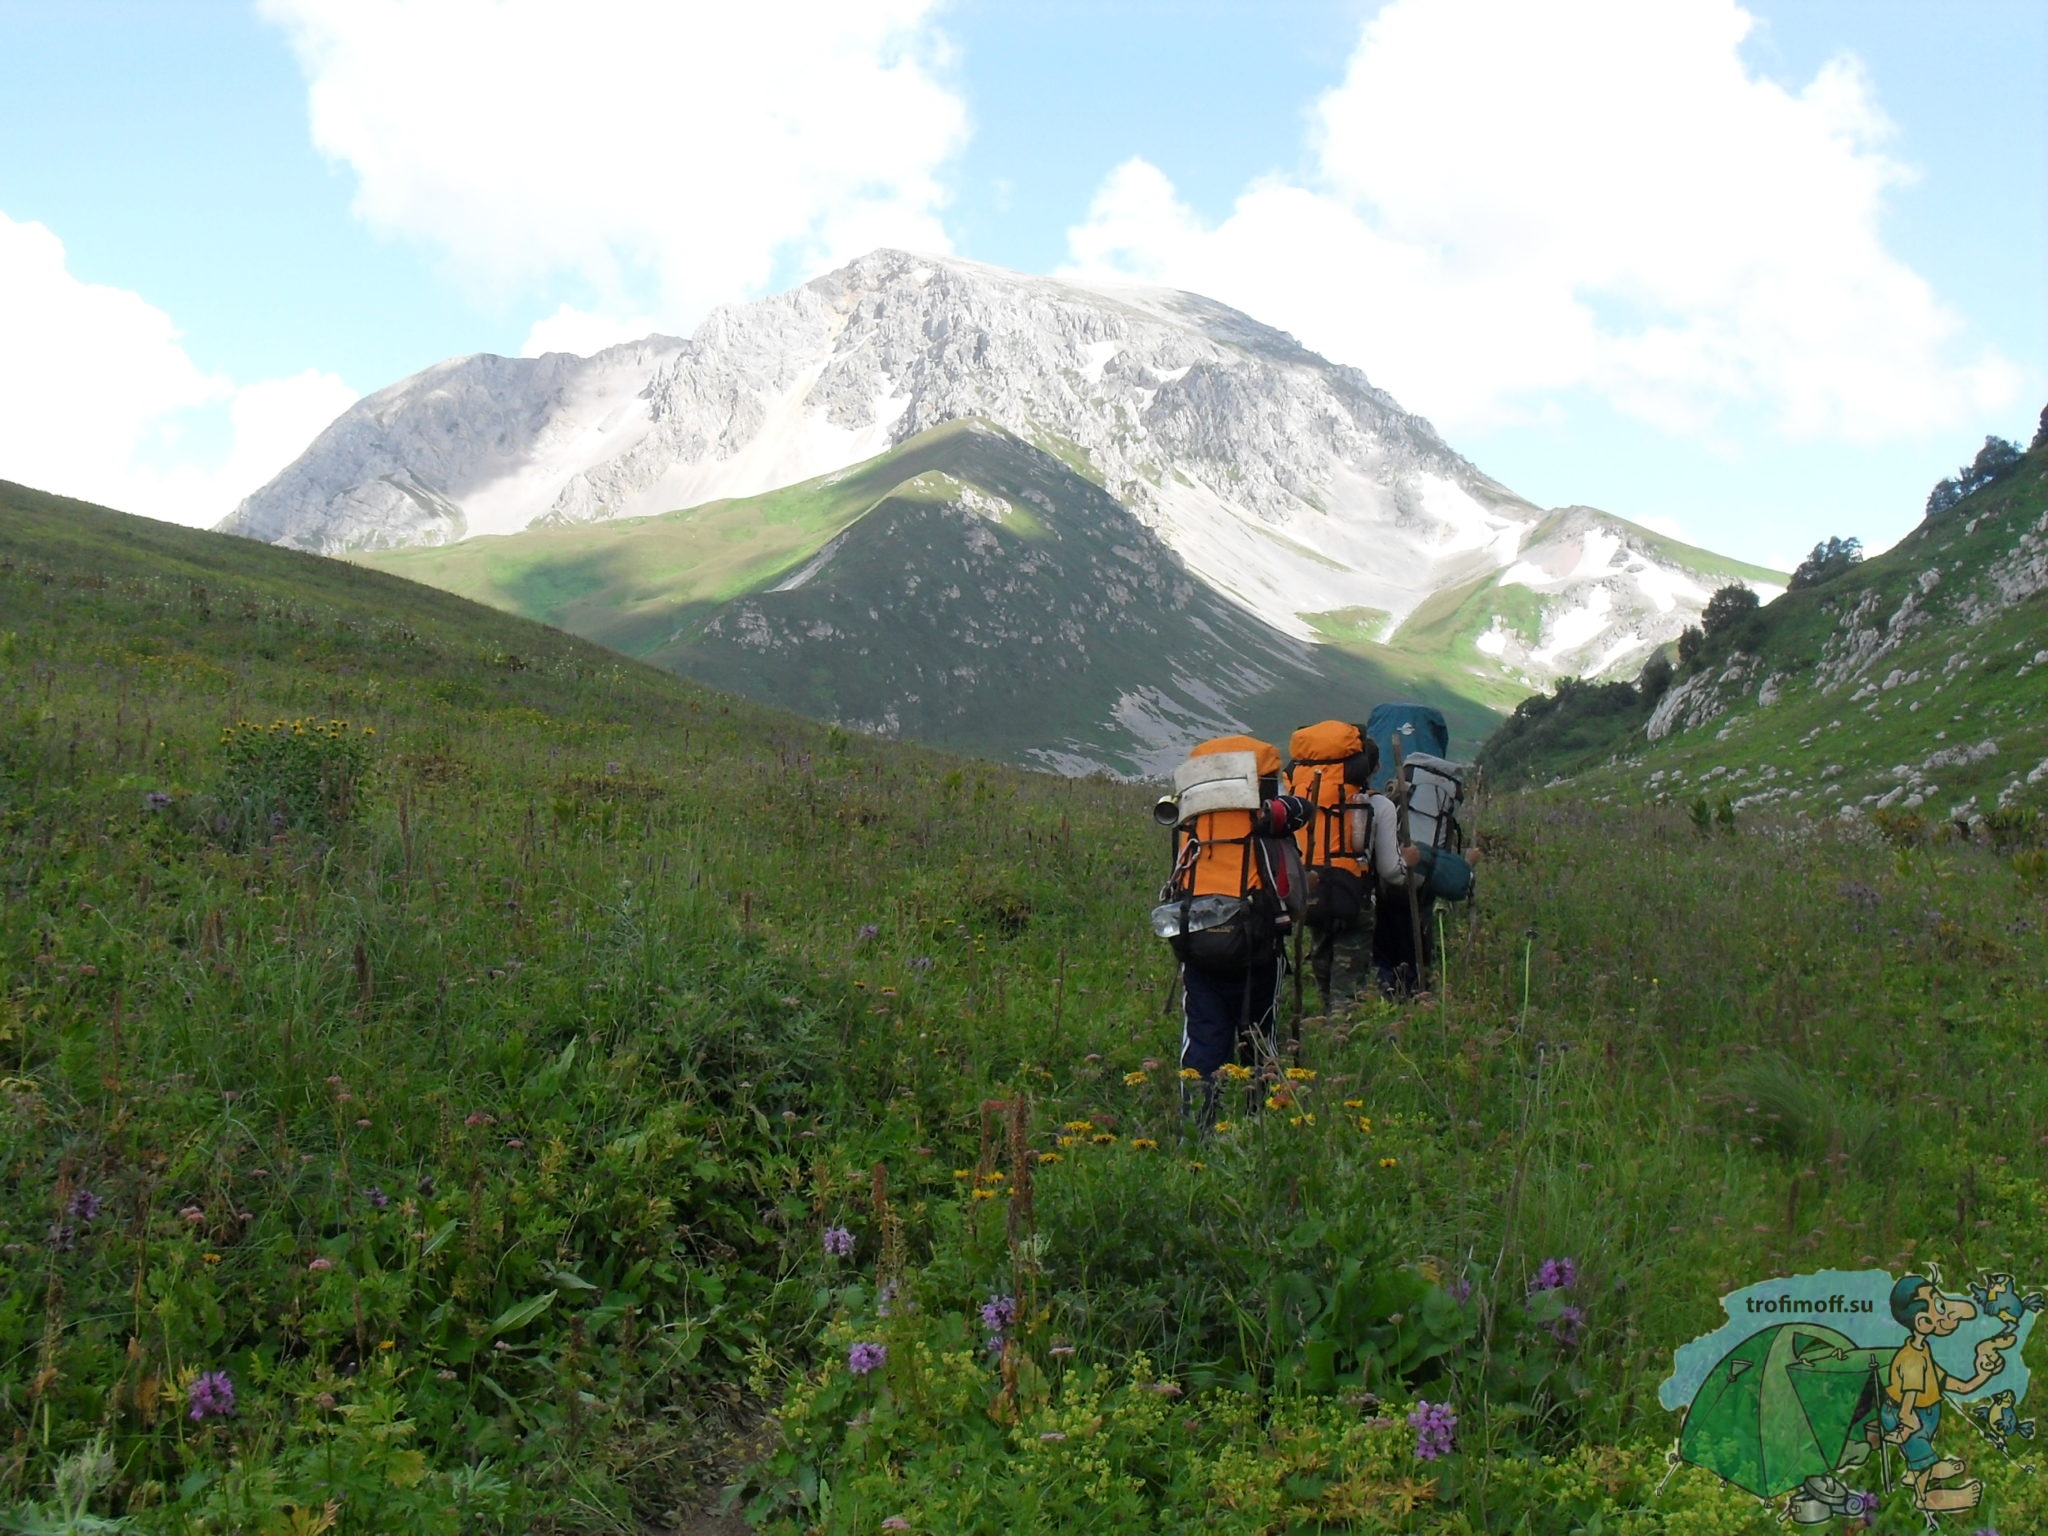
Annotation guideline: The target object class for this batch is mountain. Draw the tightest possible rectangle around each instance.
[228,251,1782,764]
[1477,431,2048,819]
[365,418,1502,775]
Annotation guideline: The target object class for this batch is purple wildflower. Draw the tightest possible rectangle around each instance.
[67,1189,101,1223]
[1408,1399,1457,1461]
[187,1370,235,1421]
[1529,1256,1578,1293]
[847,1341,886,1376]
[365,1186,390,1210]
[46,1224,75,1253]
[856,923,880,944]
[145,791,173,812]
[1548,1303,1587,1348]
[980,1294,1018,1334]
[1446,1274,1472,1304]
[908,956,935,972]
[822,1226,855,1258]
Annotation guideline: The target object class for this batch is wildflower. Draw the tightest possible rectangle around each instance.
[1056,1135,1078,1149]
[822,1226,856,1259]
[1343,1099,1365,1109]
[1142,1381,1183,1397]
[378,1339,395,1351]
[1063,1120,1095,1133]
[1284,1067,1316,1081]
[847,1341,887,1375]
[1548,1304,1587,1348]
[981,1170,1005,1183]
[1265,1093,1293,1111]
[1212,1120,1235,1134]
[1049,1343,1075,1358]
[67,1189,101,1223]
[1220,1064,1253,1083]
[882,1519,912,1531]
[1287,1115,1317,1128]
[1178,1067,1202,1081]
[1039,1431,1067,1442]
[1090,1133,1117,1145]
[308,1257,333,1272]
[356,1118,372,1130]
[1123,1071,1147,1087]
[366,1186,390,1210]
[1448,1276,1473,1304]
[1037,1152,1064,1164]
[145,791,173,812]
[505,1138,525,1150]
[908,955,935,971]
[981,1295,1018,1335]
[970,1188,997,1200]
[187,1370,236,1422]
[1356,1116,1373,1133]
[856,923,880,943]
[1379,1157,1397,1169]
[953,1169,973,1180]
[1129,1138,1158,1151]
[1529,1257,1579,1294]
[1187,1161,1205,1171]
[202,1253,221,1265]
[1408,1399,1456,1460]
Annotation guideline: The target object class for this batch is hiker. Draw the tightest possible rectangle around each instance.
[1880,1274,2009,1514]
[1150,735,1311,1128]
[1286,723,1417,1009]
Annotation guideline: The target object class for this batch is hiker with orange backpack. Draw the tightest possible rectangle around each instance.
[1286,722,1432,1006]
[1149,735,1311,1128]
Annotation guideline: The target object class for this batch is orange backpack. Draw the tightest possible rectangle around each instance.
[1153,735,1304,970]
[1285,721,1369,876]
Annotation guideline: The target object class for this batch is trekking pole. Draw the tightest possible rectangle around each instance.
[1392,737,1428,997]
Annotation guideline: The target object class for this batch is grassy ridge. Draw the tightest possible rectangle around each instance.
[6,480,2048,1533]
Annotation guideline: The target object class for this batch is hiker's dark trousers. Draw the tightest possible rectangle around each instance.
[1180,951,1283,1077]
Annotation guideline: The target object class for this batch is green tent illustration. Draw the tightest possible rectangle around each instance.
[1678,1323,1895,1498]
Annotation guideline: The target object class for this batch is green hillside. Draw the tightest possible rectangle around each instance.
[8,480,2048,1533]
[1481,432,2048,812]
[366,421,1503,773]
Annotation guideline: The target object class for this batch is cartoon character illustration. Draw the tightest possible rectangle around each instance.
[1881,1273,2012,1514]
[1664,1268,2040,1526]
[1968,1272,2046,1332]
[1963,1388,2036,1453]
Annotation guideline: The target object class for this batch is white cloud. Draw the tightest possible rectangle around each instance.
[262,0,969,336]
[1064,0,2022,443]
[0,211,355,525]
[520,304,664,359]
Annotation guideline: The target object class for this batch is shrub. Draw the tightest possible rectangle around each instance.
[214,716,375,841]
[1700,585,1759,639]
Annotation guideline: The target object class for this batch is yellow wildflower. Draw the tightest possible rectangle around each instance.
[1343,1099,1365,1109]
[1212,1120,1235,1134]
[980,1170,1005,1183]
[1123,1071,1148,1087]
[1091,1133,1118,1145]
[1187,1160,1206,1171]
[1356,1116,1373,1133]
[202,1253,221,1265]
[953,1169,973,1180]
[1379,1157,1398,1169]
[971,1188,998,1200]
[1284,1067,1316,1081]
[1287,1114,1316,1128]
[1220,1064,1252,1083]
[1129,1138,1158,1151]
[1063,1120,1095,1133]
[1178,1067,1202,1081]
[1056,1135,1079,1148]
[1038,1152,1064,1164]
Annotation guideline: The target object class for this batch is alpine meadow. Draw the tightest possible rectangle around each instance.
[5,406,2048,1534]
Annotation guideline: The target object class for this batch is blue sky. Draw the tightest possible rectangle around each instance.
[0,0,2040,570]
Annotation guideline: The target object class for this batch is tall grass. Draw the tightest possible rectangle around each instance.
[4,486,2047,1532]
